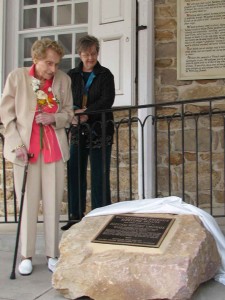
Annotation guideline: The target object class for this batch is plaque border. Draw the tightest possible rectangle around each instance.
[91,214,175,248]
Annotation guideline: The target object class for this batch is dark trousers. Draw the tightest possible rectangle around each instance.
[67,143,112,219]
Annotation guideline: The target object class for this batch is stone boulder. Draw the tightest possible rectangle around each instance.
[52,214,221,300]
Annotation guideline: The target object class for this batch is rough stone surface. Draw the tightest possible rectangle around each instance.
[52,214,221,300]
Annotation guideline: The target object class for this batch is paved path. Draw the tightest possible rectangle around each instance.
[1,223,225,300]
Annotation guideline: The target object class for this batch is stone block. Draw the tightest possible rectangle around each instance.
[52,213,220,300]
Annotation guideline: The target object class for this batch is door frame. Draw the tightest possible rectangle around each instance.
[137,0,155,198]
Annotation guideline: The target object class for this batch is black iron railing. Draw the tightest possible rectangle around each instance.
[1,96,225,223]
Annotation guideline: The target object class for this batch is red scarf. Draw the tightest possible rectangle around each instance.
[28,64,62,163]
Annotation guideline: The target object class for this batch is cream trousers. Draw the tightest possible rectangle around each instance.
[13,154,65,258]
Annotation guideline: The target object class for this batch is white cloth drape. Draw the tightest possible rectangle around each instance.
[85,196,225,285]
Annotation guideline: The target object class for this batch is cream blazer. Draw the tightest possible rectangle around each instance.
[0,67,74,166]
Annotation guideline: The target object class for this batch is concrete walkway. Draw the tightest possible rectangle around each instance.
[1,222,225,300]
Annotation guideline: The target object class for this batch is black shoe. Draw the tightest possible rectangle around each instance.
[61,214,85,231]
[61,220,77,231]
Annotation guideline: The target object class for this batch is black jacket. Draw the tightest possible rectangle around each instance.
[67,61,115,147]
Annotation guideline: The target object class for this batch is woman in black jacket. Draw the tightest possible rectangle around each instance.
[61,35,115,230]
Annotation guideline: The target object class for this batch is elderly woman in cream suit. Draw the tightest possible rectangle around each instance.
[0,38,73,275]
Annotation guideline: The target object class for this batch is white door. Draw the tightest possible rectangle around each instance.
[89,0,136,107]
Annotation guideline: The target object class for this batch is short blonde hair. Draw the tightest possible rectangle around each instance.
[31,38,64,61]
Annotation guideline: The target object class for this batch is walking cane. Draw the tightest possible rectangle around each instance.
[10,153,33,280]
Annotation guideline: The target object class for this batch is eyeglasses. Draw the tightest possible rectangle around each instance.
[80,52,98,58]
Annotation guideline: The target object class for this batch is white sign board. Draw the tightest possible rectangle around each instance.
[177,0,225,80]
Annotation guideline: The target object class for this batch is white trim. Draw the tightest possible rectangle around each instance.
[138,0,155,198]
[0,0,6,94]
[4,0,20,76]
[18,24,87,35]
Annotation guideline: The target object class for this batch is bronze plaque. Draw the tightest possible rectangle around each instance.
[92,214,175,248]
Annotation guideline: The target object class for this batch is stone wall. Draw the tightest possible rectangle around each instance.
[154,0,225,211]
[155,0,225,102]
[0,125,18,218]
[156,105,225,208]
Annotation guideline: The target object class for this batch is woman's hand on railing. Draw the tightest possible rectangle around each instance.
[74,108,88,124]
